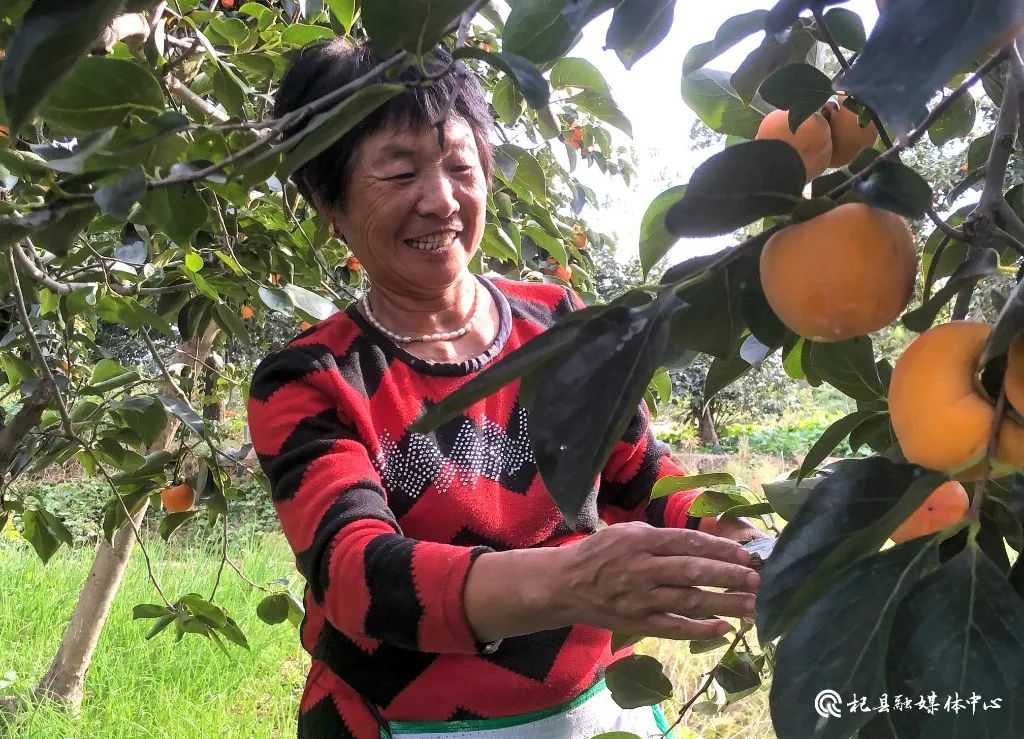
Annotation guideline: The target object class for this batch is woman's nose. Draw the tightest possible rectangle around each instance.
[416,171,459,218]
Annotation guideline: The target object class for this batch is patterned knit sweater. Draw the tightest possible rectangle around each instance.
[247,276,701,738]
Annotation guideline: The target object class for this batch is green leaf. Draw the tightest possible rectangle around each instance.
[758,63,835,132]
[218,616,251,650]
[854,159,933,219]
[455,48,549,109]
[819,7,867,52]
[502,0,591,65]
[40,57,165,134]
[361,0,476,55]
[605,0,675,70]
[762,472,827,521]
[277,83,405,179]
[142,184,210,246]
[549,57,610,94]
[703,352,754,403]
[569,91,632,137]
[256,593,290,625]
[665,141,805,237]
[283,284,337,321]
[145,614,176,640]
[528,297,676,528]
[94,165,147,221]
[803,337,884,402]
[611,632,645,651]
[638,186,685,277]
[280,23,335,46]
[713,650,763,696]
[903,248,1002,332]
[683,10,769,74]
[690,636,731,654]
[157,393,205,437]
[731,29,815,105]
[495,144,547,201]
[490,77,525,126]
[179,593,228,628]
[213,303,249,340]
[836,0,1024,133]
[605,654,673,709]
[770,538,937,739]
[688,490,752,517]
[21,508,61,564]
[882,543,1024,737]
[133,604,173,620]
[257,286,295,316]
[651,472,736,500]
[682,68,769,138]
[159,510,198,540]
[928,92,977,146]
[798,410,880,480]
[324,0,356,30]
[755,458,945,642]
[2,0,125,135]
[412,316,587,434]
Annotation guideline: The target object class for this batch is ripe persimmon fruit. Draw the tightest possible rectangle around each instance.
[755,109,833,181]
[824,96,878,168]
[759,203,916,342]
[572,229,588,250]
[346,256,362,271]
[543,260,572,282]
[890,481,969,543]
[161,483,195,513]
[1007,336,1024,419]
[889,321,1024,479]
[300,321,313,331]
[240,304,254,320]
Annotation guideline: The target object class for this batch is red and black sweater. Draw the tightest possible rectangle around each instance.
[247,276,701,738]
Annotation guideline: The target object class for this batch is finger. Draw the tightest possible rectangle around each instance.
[653,556,761,592]
[646,586,756,620]
[636,613,733,642]
[643,527,753,566]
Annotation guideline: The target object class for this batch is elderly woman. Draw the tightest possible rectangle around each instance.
[247,38,765,739]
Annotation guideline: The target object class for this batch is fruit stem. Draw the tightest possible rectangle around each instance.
[967,387,1010,523]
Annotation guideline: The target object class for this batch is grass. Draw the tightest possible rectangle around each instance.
[0,526,775,739]
[0,533,308,739]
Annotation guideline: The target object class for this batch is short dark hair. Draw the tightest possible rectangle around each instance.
[273,39,494,211]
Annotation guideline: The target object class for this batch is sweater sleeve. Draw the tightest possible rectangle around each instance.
[247,343,497,655]
[597,400,704,530]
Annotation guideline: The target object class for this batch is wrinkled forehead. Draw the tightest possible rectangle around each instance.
[358,116,480,164]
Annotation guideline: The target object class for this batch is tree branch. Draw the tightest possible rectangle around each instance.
[165,75,230,122]
[11,243,190,296]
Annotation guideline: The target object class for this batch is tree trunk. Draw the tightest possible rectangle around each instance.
[32,324,220,713]
[201,361,222,423]
[698,404,719,447]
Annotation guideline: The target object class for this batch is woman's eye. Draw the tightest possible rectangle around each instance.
[388,172,415,181]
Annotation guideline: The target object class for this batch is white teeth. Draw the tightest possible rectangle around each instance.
[407,231,456,250]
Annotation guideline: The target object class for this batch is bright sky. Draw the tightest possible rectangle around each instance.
[567,0,880,265]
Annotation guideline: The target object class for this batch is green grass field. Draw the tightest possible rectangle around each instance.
[0,532,773,739]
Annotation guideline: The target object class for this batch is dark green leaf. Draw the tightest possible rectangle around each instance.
[21,508,61,563]
[256,593,290,625]
[762,473,826,521]
[611,632,645,651]
[502,0,611,65]
[758,63,835,132]
[638,186,685,277]
[454,48,549,108]
[361,0,476,54]
[670,265,745,358]
[94,166,147,221]
[277,84,404,179]
[218,616,250,650]
[689,636,730,654]
[704,351,754,402]
[141,184,210,246]
[157,393,205,436]
[179,593,227,628]
[804,337,884,402]
[798,410,881,480]
[569,91,632,137]
[756,457,944,641]
[3,0,125,135]
[713,650,763,696]
[133,604,172,620]
[836,0,1024,133]
[854,159,933,218]
[903,248,1002,332]
[605,0,675,70]
[683,10,769,74]
[681,68,766,139]
[731,29,816,104]
[928,92,977,146]
[159,510,198,540]
[770,538,937,739]
[883,543,1024,738]
[145,613,176,640]
[819,7,867,52]
[666,141,804,237]
[40,57,164,134]
[605,654,673,709]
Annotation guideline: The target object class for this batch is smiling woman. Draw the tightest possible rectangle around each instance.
[249,38,764,739]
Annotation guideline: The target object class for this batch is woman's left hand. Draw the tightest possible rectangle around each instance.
[698,515,770,544]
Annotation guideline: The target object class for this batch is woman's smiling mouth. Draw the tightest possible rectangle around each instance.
[406,230,458,251]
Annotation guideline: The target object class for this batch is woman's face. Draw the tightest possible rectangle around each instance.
[329,116,487,297]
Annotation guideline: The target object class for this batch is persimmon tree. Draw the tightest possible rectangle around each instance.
[2,1,1024,738]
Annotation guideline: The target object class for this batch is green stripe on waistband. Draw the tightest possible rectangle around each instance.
[385,679,608,735]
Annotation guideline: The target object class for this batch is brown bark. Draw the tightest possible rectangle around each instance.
[0,377,56,504]
[698,404,719,447]
[31,324,220,712]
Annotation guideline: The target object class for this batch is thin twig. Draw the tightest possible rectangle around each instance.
[4,247,74,437]
[664,628,746,736]
[968,388,1009,522]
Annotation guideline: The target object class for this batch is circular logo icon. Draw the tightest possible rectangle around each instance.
[815,689,843,718]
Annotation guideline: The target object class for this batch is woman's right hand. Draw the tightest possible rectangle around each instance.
[548,521,761,641]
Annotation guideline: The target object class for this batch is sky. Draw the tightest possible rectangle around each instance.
[563,0,881,264]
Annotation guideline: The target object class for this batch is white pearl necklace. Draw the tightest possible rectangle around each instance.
[362,281,483,344]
